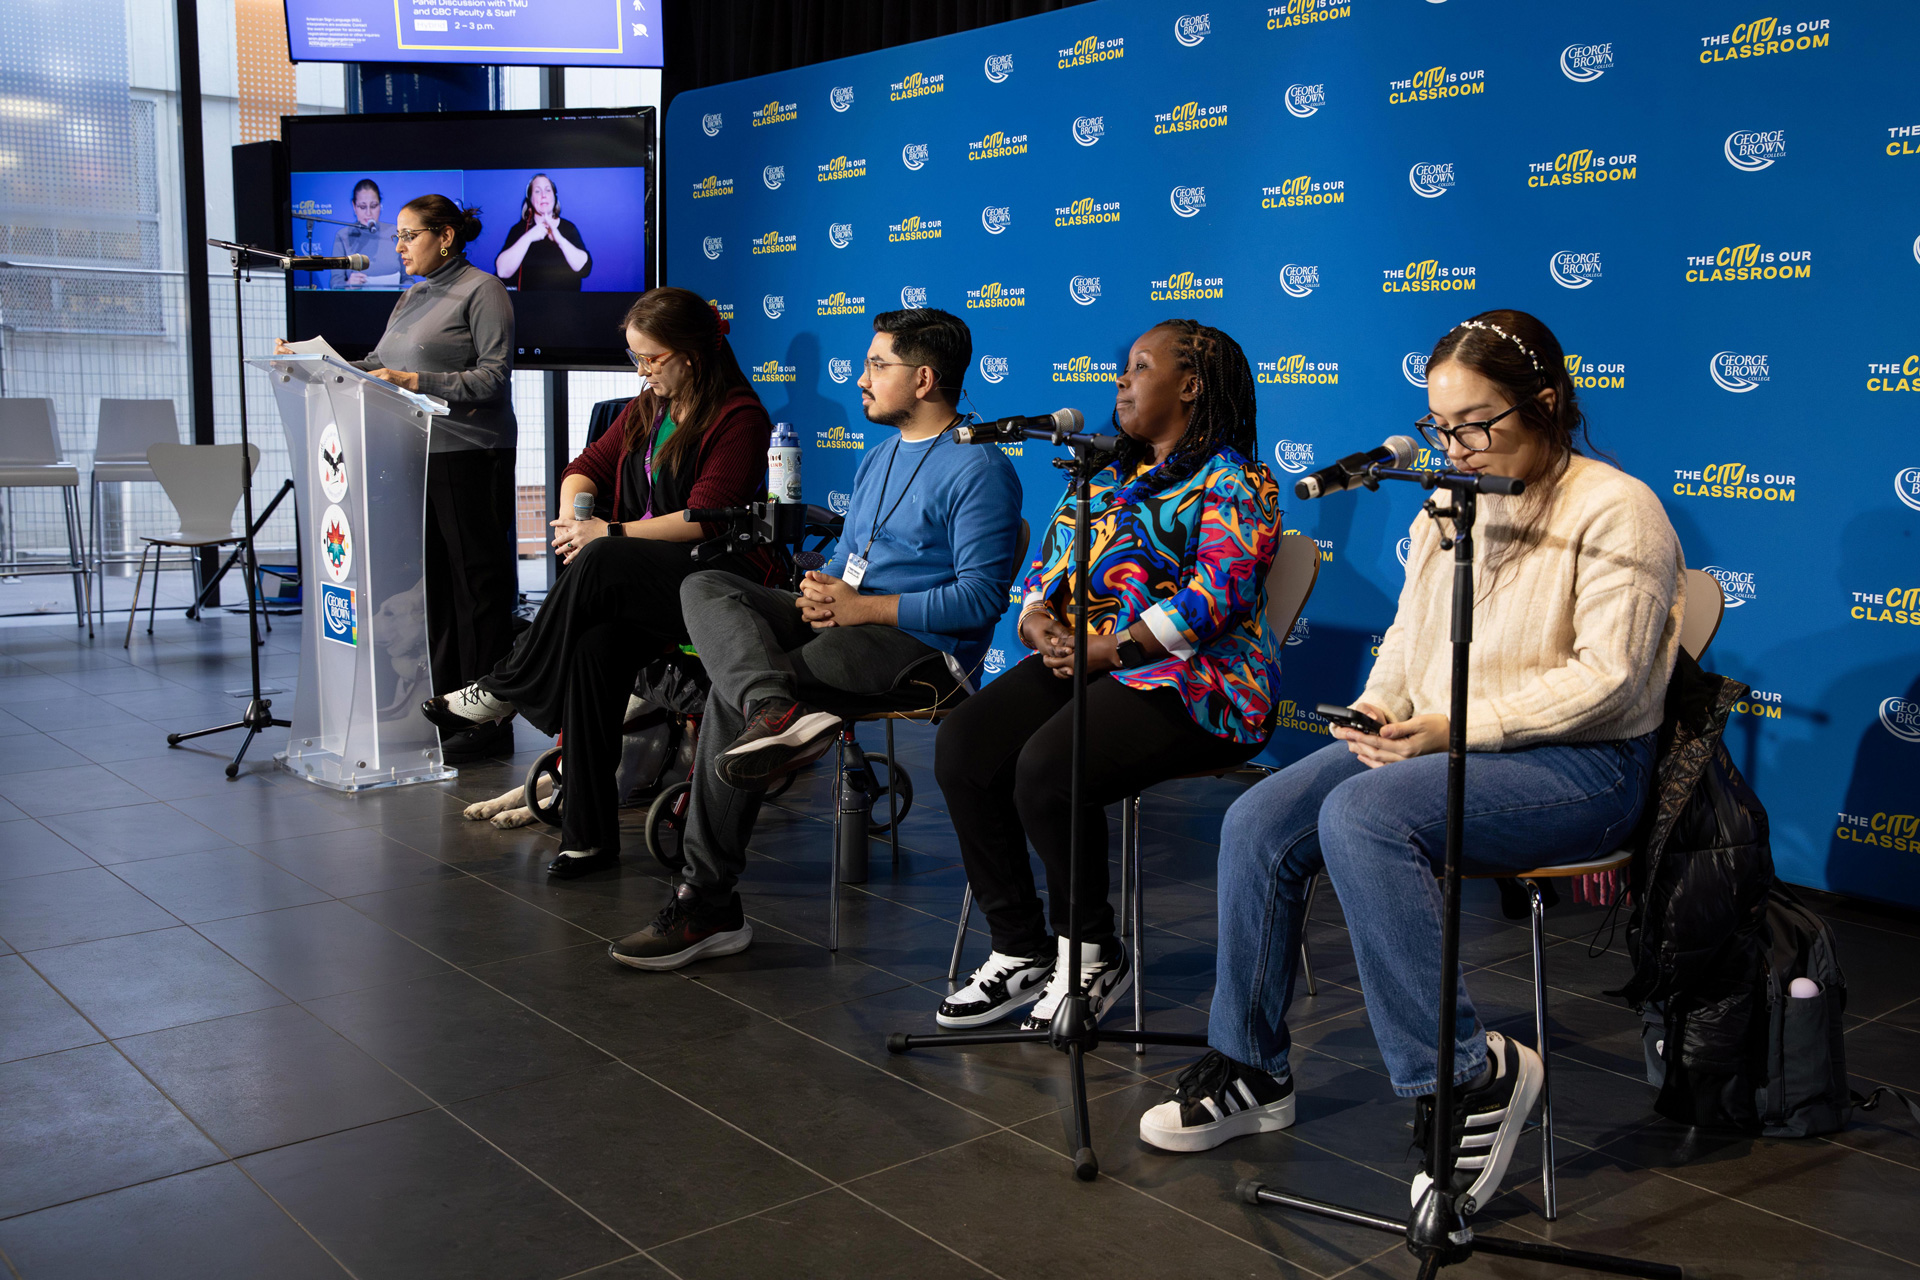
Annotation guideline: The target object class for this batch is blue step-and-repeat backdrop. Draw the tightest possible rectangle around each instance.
[664,0,1919,907]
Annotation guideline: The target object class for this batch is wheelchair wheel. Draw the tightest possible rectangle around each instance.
[523,745,564,829]
[646,779,693,872]
[863,754,914,835]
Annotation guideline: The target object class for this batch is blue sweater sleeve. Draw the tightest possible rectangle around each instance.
[893,451,1023,637]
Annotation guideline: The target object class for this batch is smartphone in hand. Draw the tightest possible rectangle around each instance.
[1316,703,1383,735]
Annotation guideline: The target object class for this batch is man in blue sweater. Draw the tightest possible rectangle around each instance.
[611,309,1023,970]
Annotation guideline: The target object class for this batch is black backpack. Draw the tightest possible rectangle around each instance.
[1645,883,1919,1137]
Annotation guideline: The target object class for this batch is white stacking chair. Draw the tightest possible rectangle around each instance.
[0,398,92,636]
[90,399,182,619]
[126,442,259,648]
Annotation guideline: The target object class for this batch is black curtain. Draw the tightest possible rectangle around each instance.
[661,0,1096,108]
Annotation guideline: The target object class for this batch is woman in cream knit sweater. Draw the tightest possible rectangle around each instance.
[1135,311,1686,1216]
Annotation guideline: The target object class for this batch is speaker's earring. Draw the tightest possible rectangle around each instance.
[439,246,449,257]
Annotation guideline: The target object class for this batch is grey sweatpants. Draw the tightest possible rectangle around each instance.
[676,571,947,894]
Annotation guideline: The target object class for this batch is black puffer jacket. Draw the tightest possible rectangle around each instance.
[1614,650,1775,1125]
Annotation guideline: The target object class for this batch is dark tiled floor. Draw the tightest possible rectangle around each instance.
[2,614,1919,1280]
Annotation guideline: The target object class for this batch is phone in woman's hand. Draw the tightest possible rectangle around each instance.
[1316,703,1383,735]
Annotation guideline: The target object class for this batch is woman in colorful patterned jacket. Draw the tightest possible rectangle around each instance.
[931,319,1282,1031]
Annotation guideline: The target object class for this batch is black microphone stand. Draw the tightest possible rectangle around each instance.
[165,241,291,777]
[1237,464,1678,1279]
[885,421,1210,1182]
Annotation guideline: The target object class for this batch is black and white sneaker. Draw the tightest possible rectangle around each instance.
[937,949,1055,1028]
[422,683,514,732]
[716,698,841,790]
[608,883,753,971]
[1408,1031,1544,1215]
[1019,936,1133,1031]
[1138,1050,1296,1153]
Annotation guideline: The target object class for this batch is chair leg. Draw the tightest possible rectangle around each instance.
[1528,877,1557,1221]
[124,543,150,649]
[1118,797,1135,944]
[885,717,899,870]
[91,481,110,626]
[947,884,973,983]
[1123,793,1146,1053]
[146,541,164,636]
[63,488,90,636]
[1299,872,1319,998]
[828,733,845,952]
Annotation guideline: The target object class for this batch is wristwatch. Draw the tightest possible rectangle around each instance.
[605,520,626,537]
[1115,635,1150,668]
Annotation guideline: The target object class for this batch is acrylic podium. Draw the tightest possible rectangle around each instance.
[252,353,455,790]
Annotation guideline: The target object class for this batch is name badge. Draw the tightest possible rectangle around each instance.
[843,554,869,589]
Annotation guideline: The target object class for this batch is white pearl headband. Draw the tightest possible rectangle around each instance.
[1452,319,1541,373]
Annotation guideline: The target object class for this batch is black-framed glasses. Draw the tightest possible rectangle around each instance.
[1413,401,1525,454]
[625,349,672,372]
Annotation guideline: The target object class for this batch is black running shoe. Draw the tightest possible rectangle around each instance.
[715,698,840,790]
[1138,1050,1296,1152]
[1409,1030,1544,1215]
[608,883,754,971]
[440,718,514,764]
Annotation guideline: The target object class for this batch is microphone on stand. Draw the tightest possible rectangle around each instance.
[956,407,1121,452]
[283,253,370,273]
[1293,435,1418,500]
[956,407,1082,443]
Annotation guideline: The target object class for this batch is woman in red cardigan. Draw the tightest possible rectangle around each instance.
[423,286,778,877]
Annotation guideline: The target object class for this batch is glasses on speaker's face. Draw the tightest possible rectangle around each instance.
[391,229,427,245]
[1413,401,1524,454]
[625,348,672,372]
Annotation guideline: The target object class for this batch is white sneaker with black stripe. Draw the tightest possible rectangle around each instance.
[1138,1050,1296,1152]
[1408,1030,1544,1216]
[1019,936,1132,1032]
[936,950,1054,1028]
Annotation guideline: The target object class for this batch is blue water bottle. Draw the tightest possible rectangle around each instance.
[768,422,801,502]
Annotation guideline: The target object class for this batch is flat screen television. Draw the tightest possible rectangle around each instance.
[282,107,655,370]
[283,0,662,67]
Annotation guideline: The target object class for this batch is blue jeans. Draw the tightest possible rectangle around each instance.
[1210,735,1654,1097]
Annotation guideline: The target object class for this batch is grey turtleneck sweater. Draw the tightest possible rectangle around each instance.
[352,254,518,453]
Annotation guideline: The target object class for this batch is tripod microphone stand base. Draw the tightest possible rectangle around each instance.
[167,697,292,778]
[1236,1180,1682,1279]
[887,998,1208,1182]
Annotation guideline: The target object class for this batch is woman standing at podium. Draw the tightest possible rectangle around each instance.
[422,287,779,878]
[353,194,520,764]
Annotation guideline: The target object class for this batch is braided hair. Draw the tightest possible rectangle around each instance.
[1111,319,1259,492]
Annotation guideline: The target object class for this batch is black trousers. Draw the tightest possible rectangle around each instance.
[424,448,520,697]
[480,537,744,855]
[935,654,1266,955]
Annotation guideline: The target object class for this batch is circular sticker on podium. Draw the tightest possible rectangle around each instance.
[320,504,354,584]
[317,423,348,503]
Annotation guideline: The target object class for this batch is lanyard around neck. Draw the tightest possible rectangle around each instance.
[859,416,960,561]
